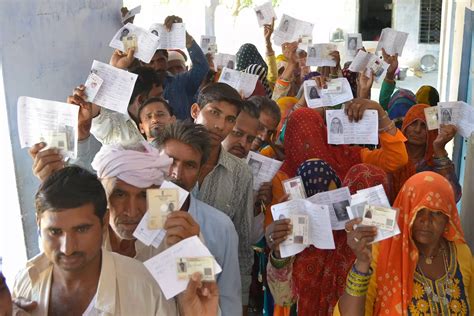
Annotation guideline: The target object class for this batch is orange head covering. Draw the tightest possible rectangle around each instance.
[374,171,465,315]
[401,104,438,165]
[390,104,440,200]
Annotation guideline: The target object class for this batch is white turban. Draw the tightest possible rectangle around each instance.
[91,141,172,188]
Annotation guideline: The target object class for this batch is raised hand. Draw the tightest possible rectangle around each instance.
[344,218,377,272]
[164,211,200,247]
[433,124,457,156]
[29,143,64,182]
[66,85,100,140]
[381,48,398,80]
[109,48,135,70]
[357,71,375,98]
[263,18,275,44]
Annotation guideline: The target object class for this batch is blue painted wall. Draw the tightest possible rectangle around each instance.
[0,0,122,258]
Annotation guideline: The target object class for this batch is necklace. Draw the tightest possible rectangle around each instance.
[419,246,444,265]
[416,246,454,310]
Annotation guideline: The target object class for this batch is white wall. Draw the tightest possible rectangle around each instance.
[392,0,440,68]
[0,0,122,284]
[125,0,357,59]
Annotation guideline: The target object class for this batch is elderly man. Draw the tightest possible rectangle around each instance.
[12,166,193,315]
[89,141,199,259]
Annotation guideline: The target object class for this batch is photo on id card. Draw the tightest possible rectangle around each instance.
[361,205,397,231]
[84,72,103,103]
[40,127,74,153]
[176,257,215,281]
[147,188,179,230]
[283,176,307,200]
[424,106,439,130]
[122,34,138,51]
[288,214,309,244]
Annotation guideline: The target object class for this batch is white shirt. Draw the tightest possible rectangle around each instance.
[13,249,177,315]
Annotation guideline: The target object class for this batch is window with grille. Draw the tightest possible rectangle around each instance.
[419,0,442,44]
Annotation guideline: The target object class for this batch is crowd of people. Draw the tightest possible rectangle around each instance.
[1,7,472,316]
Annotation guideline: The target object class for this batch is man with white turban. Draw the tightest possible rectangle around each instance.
[90,140,200,259]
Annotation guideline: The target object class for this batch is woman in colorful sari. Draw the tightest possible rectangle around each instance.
[266,160,393,315]
[342,163,391,197]
[390,104,461,202]
[263,100,408,228]
[337,171,473,315]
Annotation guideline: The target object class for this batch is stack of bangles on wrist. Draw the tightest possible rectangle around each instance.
[270,251,292,268]
[433,154,453,170]
[378,112,395,133]
[345,264,373,297]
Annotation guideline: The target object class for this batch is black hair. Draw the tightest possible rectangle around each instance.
[155,49,169,59]
[151,121,211,165]
[248,95,281,123]
[196,82,242,111]
[129,67,163,106]
[240,100,260,119]
[35,166,107,223]
[137,97,174,123]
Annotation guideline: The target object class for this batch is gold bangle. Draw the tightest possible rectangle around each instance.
[378,121,395,133]
[378,111,389,121]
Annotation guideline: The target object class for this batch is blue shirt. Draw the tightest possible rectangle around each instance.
[163,40,209,120]
[189,195,242,316]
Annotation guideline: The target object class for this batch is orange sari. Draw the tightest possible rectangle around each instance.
[373,171,465,315]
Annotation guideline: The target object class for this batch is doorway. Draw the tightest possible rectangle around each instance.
[359,0,393,41]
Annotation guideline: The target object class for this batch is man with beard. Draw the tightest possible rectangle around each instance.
[137,97,176,142]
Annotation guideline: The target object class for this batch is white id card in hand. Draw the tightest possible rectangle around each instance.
[147,188,179,230]
[283,176,306,200]
[84,72,103,103]
[176,257,215,281]
[288,214,309,244]
[424,106,439,130]
[361,205,397,231]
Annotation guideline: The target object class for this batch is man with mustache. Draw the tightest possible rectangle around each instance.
[90,141,199,259]
[222,101,260,160]
[152,121,242,315]
[189,82,255,312]
[11,166,218,315]
[137,97,176,142]
[221,101,271,243]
